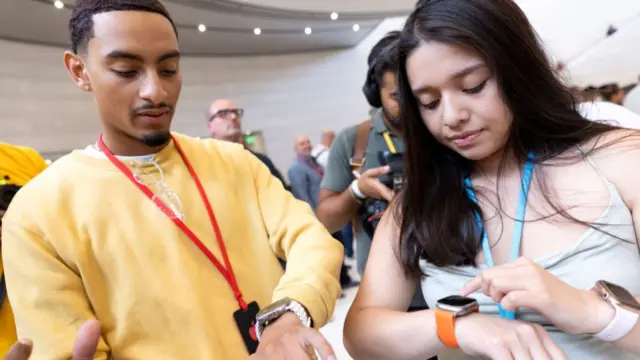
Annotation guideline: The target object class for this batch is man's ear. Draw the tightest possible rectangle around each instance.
[64,51,92,92]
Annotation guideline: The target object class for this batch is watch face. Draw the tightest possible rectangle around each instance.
[600,281,640,311]
[438,295,477,307]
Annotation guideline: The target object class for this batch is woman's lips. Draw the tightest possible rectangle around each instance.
[450,130,483,148]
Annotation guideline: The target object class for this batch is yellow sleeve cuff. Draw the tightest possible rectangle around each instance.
[272,282,339,329]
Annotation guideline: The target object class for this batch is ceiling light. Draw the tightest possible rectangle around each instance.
[330,12,339,20]
[304,27,312,35]
[54,0,64,9]
[254,28,262,35]
[198,24,206,32]
[353,24,360,32]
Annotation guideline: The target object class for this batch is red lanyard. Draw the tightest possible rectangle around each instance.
[97,134,248,311]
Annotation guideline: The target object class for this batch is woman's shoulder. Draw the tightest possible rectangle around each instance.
[580,128,640,206]
[584,128,640,159]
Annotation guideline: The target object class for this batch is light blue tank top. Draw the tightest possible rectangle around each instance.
[420,156,640,360]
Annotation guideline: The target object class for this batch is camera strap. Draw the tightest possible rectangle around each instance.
[381,131,397,154]
[350,120,372,174]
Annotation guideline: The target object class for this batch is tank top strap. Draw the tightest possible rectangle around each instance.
[576,145,614,188]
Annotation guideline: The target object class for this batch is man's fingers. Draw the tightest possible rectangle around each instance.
[376,184,394,202]
[72,320,101,360]
[281,333,314,360]
[3,339,33,360]
[299,329,335,360]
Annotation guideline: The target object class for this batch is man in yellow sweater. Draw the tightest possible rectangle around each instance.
[0,142,48,358]
[1,1,343,359]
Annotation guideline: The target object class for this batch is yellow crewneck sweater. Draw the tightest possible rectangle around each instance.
[1,133,342,360]
[0,255,17,356]
[0,141,48,357]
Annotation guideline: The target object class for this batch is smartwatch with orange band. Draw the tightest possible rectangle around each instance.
[435,295,479,348]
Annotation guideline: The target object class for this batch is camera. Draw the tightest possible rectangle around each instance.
[362,150,404,237]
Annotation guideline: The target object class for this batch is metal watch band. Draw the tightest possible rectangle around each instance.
[255,299,311,341]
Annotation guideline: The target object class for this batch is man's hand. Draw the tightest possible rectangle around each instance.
[3,320,101,360]
[356,166,393,202]
[253,313,335,360]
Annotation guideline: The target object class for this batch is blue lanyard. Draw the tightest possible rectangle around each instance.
[464,154,535,320]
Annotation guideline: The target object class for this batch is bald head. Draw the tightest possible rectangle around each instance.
[207,98,244,143]
[320,129,336,147]
[294,135,312,156]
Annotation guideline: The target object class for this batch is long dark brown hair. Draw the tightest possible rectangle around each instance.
[394,0,622,279]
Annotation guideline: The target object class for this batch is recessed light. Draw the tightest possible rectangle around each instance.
[353,24,360,32]
[54,0,64,9]
[254,28,262,35]
[304,27,312,35]
[330,12,339,20]
[198,24,206,32]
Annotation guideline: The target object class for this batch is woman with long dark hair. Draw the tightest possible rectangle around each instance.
[343,1,640,359]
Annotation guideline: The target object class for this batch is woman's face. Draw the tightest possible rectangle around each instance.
[406,41,512,161]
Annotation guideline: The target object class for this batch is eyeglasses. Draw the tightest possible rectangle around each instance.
[209,108,244,122]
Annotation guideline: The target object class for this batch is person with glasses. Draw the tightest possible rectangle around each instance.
[207,98,288,189]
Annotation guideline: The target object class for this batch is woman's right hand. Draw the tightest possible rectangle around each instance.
[455,313,568,360]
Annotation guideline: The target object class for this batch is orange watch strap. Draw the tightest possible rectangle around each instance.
[435,309,459,348]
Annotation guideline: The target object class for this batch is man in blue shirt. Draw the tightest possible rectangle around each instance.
[288,135,323,210]
[288,135,357,289]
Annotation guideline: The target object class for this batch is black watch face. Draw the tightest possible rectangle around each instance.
[439,295,477,307]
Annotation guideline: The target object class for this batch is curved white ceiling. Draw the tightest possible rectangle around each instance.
[0,0,395,55]
[227,0,417,14]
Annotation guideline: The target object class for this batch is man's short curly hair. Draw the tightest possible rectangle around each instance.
[69,0,178,54]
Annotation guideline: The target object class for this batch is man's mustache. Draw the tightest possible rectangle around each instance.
[131,103,174,114]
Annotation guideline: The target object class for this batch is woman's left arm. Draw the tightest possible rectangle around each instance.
[611,178,640,352]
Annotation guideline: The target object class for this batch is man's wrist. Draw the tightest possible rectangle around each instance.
[265,312,301,329]
[255,298,313,340]
[350,180,366,200]
[347,186,363,204]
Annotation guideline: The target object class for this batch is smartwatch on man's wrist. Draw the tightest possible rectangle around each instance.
[435,295,479,348]
[591,280,640,342]
[254,297,312,341]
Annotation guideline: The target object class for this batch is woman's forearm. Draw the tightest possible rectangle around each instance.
[344,308,444,360]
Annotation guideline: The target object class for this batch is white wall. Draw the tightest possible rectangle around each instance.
[0,17,407,174]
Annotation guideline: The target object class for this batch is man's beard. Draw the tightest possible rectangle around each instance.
[141,131,172,147]
[381,106,401,134]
